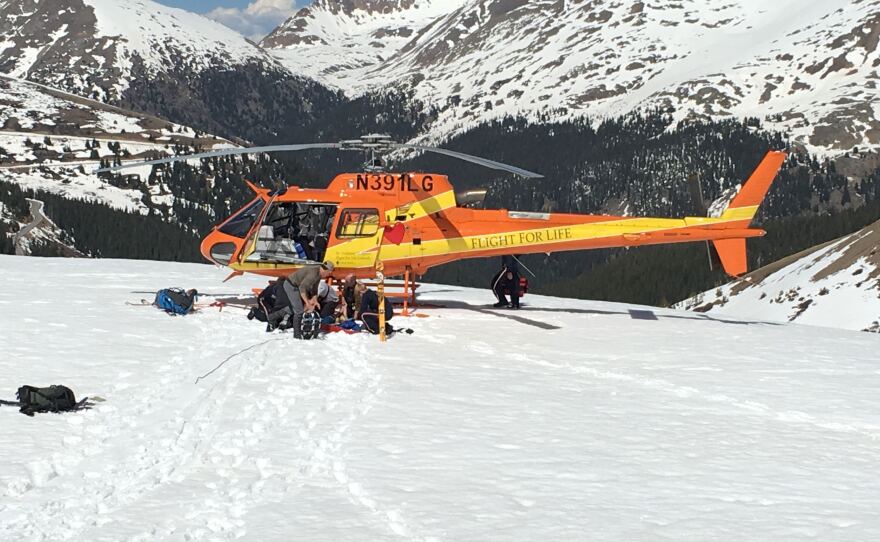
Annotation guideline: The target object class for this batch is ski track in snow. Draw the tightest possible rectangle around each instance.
[1,255,879,540]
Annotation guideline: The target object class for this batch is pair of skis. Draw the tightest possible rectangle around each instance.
[125,299,229,311]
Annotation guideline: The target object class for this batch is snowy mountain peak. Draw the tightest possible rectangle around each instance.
[313,0,420,15]
[0,0,278,102]
[264,0,880,154]
[261,0,467,81]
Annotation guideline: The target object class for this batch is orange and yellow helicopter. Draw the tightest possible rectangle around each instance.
[100,134,786,287]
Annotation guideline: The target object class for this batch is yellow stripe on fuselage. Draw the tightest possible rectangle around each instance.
[386,190,457,223]
[720,205,759,221]
[378,215,739,262]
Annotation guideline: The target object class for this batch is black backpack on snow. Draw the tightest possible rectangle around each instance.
[15,385,85,416]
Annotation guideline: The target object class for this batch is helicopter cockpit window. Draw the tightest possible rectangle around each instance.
[218,198,265,238]
[337,209,380,238]
[248,202,337,263]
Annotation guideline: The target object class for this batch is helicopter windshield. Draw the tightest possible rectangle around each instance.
[246,202,337,263]
[218,198,265,238]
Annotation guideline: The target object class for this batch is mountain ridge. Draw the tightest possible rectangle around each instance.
[263,0,880,154]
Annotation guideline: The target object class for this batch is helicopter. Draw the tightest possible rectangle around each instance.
[98,134,786,288]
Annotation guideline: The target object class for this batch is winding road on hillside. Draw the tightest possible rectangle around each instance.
[12,198,46,255]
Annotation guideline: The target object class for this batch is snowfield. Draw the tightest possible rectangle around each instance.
[1,255,879,541]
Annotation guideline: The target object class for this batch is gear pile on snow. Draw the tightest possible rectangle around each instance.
[0,385,92,417]
[154,288,199,315]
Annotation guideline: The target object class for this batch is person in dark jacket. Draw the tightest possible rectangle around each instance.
[357,285,394,335]
[247,280,281,323]
[341,273,357,319]
[491,255,521,309]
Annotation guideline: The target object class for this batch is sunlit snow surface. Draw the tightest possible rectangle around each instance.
[1,255,879,541]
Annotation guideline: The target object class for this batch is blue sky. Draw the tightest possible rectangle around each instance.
[155,0,305,41]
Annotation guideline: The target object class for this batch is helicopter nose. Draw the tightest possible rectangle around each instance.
[206,242,236,265]
[201,230,238,265]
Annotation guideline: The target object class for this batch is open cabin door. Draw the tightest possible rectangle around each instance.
[324,207,383,272]
[239,200,338,265]
[234,193,276,265]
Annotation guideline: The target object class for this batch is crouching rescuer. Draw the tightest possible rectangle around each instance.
[355,282,395,336]
[268,261,335,338]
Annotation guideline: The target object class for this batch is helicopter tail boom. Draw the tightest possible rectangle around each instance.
[709,150,787,275]
[719,150,787,223]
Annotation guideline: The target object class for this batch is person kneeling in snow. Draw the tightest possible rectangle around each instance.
[491,255,521,309]
[317,281,340,324]
[355,283,394,335]
[341,273,358,319]
[247,279,282,323]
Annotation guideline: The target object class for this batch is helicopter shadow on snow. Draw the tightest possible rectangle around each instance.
[427,299,781,330]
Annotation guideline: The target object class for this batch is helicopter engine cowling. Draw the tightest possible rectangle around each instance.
[455,188,488,208]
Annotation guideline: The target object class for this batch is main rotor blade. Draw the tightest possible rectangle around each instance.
[393,143,544,179]
[93,143,342,173]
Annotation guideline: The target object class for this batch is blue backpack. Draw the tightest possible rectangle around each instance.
[154,288,197,315]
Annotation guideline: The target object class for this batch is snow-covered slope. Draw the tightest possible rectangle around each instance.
[0,75,235,212]
[2,255,880,540]
[678,219,880,332]
[263,0,468,82]
[265,0,880,153]
[0,0,280,102]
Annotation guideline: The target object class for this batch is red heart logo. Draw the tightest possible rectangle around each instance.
[383,222,405,245]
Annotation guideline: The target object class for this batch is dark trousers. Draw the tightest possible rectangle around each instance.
[251,305,269,322]
[492,271,520,307]
[319,299,338,319]
[268,282,305,336]
[362,315,393,335]
[492,270,507,305]
[508,272,520,308]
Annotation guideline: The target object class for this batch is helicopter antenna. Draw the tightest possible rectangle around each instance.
[93,134,544,178]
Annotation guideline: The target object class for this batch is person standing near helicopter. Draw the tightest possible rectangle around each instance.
[269,261,335,337]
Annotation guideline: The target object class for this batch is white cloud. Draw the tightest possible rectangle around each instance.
[206,0,300,42]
